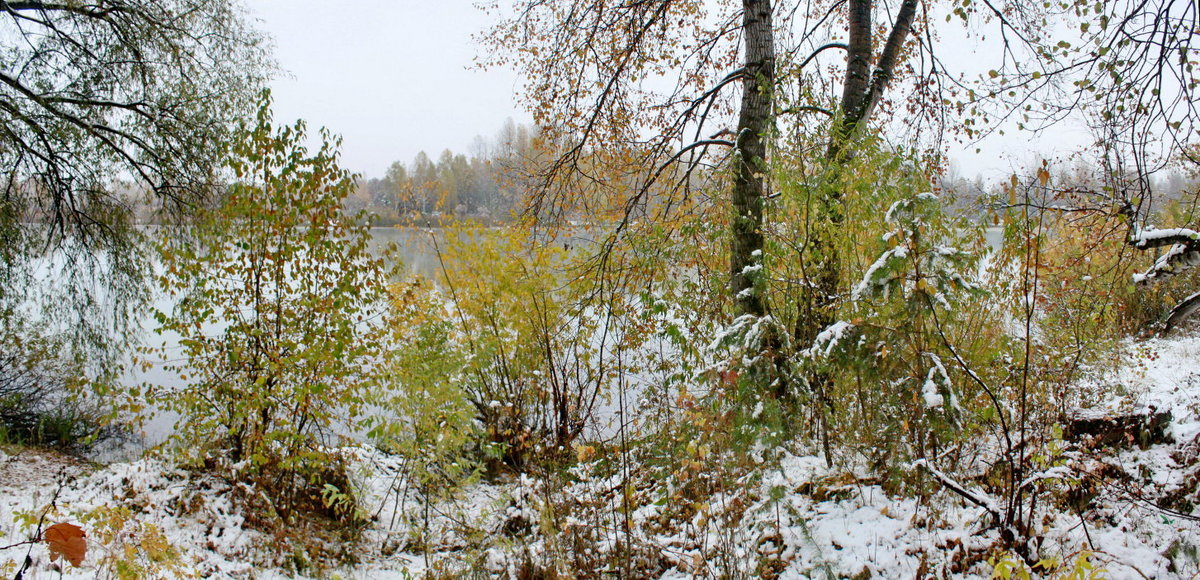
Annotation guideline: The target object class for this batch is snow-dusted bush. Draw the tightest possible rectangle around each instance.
[379,225,649,471]
[139,93,392,529]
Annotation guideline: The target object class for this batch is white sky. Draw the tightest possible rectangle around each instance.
[246,0,527,180]
[246,0,1091,182]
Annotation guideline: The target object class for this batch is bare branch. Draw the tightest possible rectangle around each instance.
[799,42,847,70]
[781,105,834,118]
[1166,291,1200,332]
[914,459,1003,523]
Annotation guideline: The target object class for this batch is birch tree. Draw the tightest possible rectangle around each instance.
[483,0,1199,374]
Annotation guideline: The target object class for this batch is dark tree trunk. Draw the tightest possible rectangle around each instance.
[799,0,920,348]
[796,0,877,363]
[827,0,917,162]
[730,0,775,319]
[837,0,874,144]
[797,0,918,463]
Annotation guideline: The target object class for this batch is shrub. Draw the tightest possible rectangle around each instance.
[367,276,482,505]
[0,313,121,451]
[142,92,392,523]
[378,223,672,473]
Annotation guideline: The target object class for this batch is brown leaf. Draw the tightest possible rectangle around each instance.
[44,522,86,567]
[1036,167,1051,188]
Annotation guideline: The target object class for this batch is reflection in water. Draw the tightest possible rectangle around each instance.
[365,227,443,279]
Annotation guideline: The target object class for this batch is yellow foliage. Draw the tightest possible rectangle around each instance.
[80,506,193,579]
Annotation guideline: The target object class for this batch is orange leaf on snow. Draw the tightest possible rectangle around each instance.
[44,522,86,567]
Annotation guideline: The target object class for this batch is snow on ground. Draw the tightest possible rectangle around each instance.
[0,453,272,578]
[3,333,1200,577]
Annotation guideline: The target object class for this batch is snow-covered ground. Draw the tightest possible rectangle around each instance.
[3,333,1200,578]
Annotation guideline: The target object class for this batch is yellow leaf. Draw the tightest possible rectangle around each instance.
[575,444,596,462]
[1036,167,1050,187]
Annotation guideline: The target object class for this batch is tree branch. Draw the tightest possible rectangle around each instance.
[1129,227,1200,250]
[1166,291,1200,332]
[1,1,121,19]
[800,42,848,70]
[780,105,834,117]
[840,0,873,123]
[914,459,1003,523]
[861,0,919,122]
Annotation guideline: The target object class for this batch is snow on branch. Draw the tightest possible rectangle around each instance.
[1130,227,1200,250]
[851,245,907,300]
[1132,241,1200,284]
[802,320,854,359]
[1127,220,1200,329]
[1130,226,1200,285]
[913,459,1002,523]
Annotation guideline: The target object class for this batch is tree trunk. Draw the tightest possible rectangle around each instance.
[798,0,916,463]
[795,0,876,365]
[837,0,874,145]
[730,0,775,319]
[798,0,920,351]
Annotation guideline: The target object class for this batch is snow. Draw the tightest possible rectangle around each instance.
[1131,225,1200,283]
[1130,227,1199,248]
[0,455,268,578]
[5,333,1200,578]
[923,373,945,408]
[803,321,854,359]
[1135,241,1200,282]
[851,246,905,300]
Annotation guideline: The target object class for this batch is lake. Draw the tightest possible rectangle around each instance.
[113,225,1007,457]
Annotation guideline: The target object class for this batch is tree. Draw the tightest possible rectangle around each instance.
[482,0,1199,363]
[0,0,272,359]
[384,161,411,213]
[481,0,925,367]
[410,150,439,215]
[477,0,1200,557]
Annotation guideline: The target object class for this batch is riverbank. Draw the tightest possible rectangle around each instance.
[2,331,1199,577]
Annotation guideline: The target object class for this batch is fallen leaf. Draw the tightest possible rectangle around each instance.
[44,522,86,567]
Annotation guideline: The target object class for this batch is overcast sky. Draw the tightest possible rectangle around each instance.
[246,1,1091,182]
[246,0,527,180]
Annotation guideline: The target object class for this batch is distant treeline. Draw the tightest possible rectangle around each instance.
[348,120,542,224]
[350,122,1199,226]
[935,160,1198,220]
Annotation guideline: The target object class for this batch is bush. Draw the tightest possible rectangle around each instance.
[0,314,122,451]
[142,92,392,524]
[378,223,671,473]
